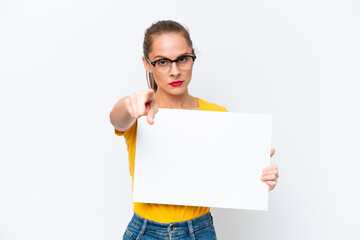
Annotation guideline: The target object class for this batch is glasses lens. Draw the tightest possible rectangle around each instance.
[177,56,194,70]
[155,59,171,73]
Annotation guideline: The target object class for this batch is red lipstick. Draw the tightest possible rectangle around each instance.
[169,81,184,87]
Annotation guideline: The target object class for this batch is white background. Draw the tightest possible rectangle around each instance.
[0,0,359,239]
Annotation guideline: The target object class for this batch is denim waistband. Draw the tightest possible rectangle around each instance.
[129,211,214,237]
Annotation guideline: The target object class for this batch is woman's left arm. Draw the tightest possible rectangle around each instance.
[261,148,279,191]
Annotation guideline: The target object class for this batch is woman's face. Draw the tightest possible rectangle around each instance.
[143,33,194,97]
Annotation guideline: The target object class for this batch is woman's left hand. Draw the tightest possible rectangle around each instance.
[261,148,279,191]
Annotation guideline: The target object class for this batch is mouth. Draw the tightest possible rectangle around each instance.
[169,81,184,87]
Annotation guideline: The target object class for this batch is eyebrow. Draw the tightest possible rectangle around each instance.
[153,52,193,59]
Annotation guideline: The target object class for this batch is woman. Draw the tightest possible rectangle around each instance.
[110,20,279,240]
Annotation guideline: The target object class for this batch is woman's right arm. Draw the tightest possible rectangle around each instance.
[109,89,158,132]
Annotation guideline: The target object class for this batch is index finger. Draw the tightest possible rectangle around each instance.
[146,99,158,125]
[262,164,278,172]
[145,89,155,103]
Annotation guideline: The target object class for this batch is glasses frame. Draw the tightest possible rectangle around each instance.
[145,55,197,72]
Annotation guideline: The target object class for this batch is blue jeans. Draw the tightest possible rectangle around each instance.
[123,212,217,240]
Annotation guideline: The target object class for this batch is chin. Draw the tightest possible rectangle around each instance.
[169,86,189,96]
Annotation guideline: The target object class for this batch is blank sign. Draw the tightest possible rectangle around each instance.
[133,109,272,210]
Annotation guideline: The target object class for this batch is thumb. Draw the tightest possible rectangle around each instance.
[270,148,275,158]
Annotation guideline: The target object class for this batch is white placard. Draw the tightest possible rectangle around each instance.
[133,109,272,210]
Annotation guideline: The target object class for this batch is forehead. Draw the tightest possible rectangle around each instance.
[149,33,192,59]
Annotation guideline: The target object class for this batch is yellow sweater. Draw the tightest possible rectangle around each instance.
[115,98,228,223]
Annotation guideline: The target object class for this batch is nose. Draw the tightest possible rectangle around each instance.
[169,61,180,77]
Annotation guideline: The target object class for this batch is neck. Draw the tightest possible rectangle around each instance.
[155,89,198,110]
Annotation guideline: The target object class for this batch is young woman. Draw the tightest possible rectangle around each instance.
[110,20,279,240]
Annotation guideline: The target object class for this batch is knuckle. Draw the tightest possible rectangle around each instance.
[135,91,140,99]
[124,97,130,105]
[130,94,137,101]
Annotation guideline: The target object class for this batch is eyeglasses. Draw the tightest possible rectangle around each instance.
[145,55,196,73]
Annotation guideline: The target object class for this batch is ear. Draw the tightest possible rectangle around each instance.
[142,56,153,73]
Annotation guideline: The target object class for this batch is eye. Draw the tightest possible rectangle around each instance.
[158,60,168,66]
[178,57,188,63]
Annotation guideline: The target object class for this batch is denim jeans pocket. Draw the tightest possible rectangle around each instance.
[194,223,217,240]
[122,228,133,240]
